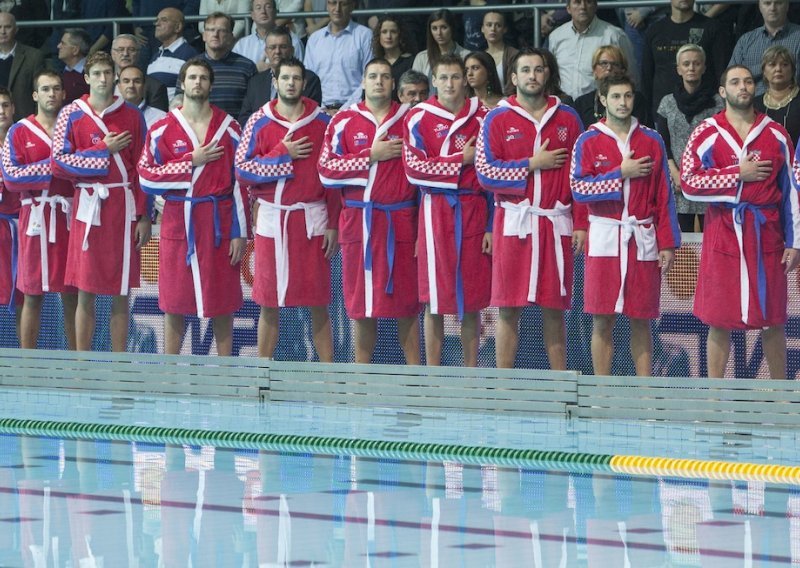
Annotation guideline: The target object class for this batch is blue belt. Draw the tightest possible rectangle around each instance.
[725,201,777,320]
[164,194,232,266]
[0,213,18,314]
[344,199,415,294]
[424,187,478,320]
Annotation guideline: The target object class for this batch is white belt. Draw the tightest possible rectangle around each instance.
[588,214,655,313]
[257,198,327,307]
[21,195,73,293]
[501,199,572,302]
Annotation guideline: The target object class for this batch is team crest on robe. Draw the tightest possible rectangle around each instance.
[91,133,101,145]
[557,126,568,142]
[454,134,468,150]
[353,132,369,146]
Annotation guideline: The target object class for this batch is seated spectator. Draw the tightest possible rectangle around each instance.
[199,0,250,39]
[412,9,470,83]
[0,12,44,119]
[482,10,518,93]
[147,8,198,100]
[755,45,800,146]
[238,25,321,124]
[655,43,721,232]
[371,15,413,102]
[573,45,650,128]
[465,51,503,109]
[397,69,429,106]
[57,29,90,103]
[642,0,731,122]
[112,34,169,112]
[547,0,635,100]
[118,64,167,128]
[233,0,304,72]
[304,0,372,113]
[729,0,800,95]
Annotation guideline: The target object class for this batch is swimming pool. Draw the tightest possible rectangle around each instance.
[0,386,798,567]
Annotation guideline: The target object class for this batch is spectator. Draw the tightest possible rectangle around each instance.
[276,0,306,40]
[482,10,518,92]
[729,0,800,95]
[45,0,79,57]
[6,0,47,48]
[462,0,490,51]
[304,0,330,36]
[539,48,573,104]
[238,25,321,125]
[0,12,44,119]
[304,0,372,113]
[371,15,413,102]
[198,12,257,117]
[465,51,503,109]
[616,6,659,77]
[412,9,469,83]
[655,44,721,233]
[755,45,800,146]
[111,34,169,112]
[132,0,185,64]
[199,0,250,39]
[547,0,635,100]
[233,0,304,71]
[147,8,198,100]
[642,0,731,122]
[81,0,121,54]
[397,69,429,106]
[118,64,167,128]
[58,29,90,103]
[573,45,650,128]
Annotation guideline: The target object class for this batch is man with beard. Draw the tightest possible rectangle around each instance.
[476,48,586,370]
[683,65,800,378]
[2,70,78,349]
[139,57,248,356]
[235,57,338,361]
[319,58,420,364]
[403,54,492,367]
[52,52,151,353]
[571,74,680,376]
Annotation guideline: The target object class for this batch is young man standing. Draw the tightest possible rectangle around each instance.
[684,65,800,378]
[571,74,680,376]
[0,88,21,324]
[2,70,78,349]
[476,48,586,369]
[139,57,248,356]
[235,57,338,361]
[52,52,151,352]
[319,58,420,364]
[403,53,492,367]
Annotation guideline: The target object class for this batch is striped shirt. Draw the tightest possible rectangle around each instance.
[200,51,257,118]
[729,23,800,95]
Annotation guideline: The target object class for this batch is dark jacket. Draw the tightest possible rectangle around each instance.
[238,68,322,126]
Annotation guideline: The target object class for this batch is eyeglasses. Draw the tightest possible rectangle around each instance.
[596,60,622,69]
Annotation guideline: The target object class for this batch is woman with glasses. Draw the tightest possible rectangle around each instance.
[573,45,650,128]
[755,45,800,146]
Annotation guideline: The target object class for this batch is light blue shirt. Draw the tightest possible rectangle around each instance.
[233,27,305,66]
[304,20,372,108]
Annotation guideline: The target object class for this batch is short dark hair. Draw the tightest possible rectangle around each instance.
[511,47,564,97]
[398,69,428,92]
[119,64,145,80]
[33,69,62,91]
[598,74,635,97]
[364,57,392,75]
[275,56,305,81]
[720,64,752,87]
[0,87,13,104]
[266,24,292,44]
[432,53,466,77]
[205,11,234,33]
[179,56,215,85]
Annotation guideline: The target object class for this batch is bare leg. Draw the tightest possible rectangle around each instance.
[258,306,279,358]
[706,326,731,378]
[212,314,233,356]
[496,307,521,368]
[591,314,615,375]
[110,295,129,352]
[61,292,78,350]
[461,311,479,367]
[423,306,443,366]
[397,316,421,365]
[354,318,377,364]
[19,294,43,349]
[762,325,787,379]
[164,313,186,355]
[629,318,653,376]
[542,307,567,370]
[75,290,96,351]
[310,305,334,362]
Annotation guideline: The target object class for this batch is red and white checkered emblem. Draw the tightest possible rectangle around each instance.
[454,134,467,150]
[557,126,568,142]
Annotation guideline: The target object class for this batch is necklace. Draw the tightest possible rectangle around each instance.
[764,85,799,109]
